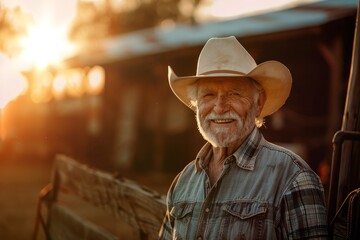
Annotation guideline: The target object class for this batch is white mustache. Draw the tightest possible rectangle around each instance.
[205,112,241,121]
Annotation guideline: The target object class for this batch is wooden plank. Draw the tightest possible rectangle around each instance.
[48,203,118,240]
[52,154,166,239]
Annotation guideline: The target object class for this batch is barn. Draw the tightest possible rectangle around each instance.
[3,0,357,184]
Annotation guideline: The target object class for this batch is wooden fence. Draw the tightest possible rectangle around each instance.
[33,154,166,240]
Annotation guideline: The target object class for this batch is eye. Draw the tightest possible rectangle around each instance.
[228,91,241,97]
[200,91,215,99]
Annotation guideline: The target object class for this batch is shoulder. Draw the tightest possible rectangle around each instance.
[287,169,325,194]
[166,159,206,206]
[258,139,324,194]
[167,160,198,195]
[259,139,312,172]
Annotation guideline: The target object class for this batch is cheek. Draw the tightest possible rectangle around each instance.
[231,106,247,117]
[231,100,253,115]
[196,107,205,124]
[197,102,212,117]
[197,111,208,127]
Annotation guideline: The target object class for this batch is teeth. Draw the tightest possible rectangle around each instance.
[213,119,233,123]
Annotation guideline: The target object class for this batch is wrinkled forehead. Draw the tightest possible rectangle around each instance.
[196,77,260,91]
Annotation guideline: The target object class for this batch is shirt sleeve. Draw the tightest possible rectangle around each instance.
[276,170,329,239]
[158,172,181,239]
[158,213,173,240]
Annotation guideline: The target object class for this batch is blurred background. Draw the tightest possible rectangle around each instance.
[0,0,358,239]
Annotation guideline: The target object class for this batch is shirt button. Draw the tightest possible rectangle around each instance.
[205,208,210,212]
[197,237,203,240]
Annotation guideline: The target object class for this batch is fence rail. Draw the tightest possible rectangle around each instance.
[33,154,166,240]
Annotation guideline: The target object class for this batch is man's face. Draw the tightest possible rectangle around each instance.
[196,77,262,148]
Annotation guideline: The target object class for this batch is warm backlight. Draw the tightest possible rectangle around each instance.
[86,66,105,95]
[19,23,74,70]
[52,74,67,100]
[0,55,28,109]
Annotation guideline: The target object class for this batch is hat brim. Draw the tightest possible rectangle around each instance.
[168,60,292,118]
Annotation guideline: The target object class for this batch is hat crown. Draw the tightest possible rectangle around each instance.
[197,36,257,75]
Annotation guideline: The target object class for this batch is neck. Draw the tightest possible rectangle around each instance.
[207,127,255,185]
[212,147,233,164]
[211,126,255,163]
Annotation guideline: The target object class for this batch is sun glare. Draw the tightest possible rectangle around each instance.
[19,23,74,70]
[0,55,28,109]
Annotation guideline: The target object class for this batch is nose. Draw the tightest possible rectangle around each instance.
[213,95,229,113]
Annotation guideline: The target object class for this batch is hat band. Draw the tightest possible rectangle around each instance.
[200,69,247,76]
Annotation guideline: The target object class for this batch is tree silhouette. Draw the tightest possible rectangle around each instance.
[68,0,205,44]
[0,5,32,57]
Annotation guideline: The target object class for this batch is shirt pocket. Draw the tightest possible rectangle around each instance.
[170,202,195,240]
[219,201,268,240]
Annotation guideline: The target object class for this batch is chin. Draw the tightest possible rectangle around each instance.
[203,132,239,148]
[211,141,232,148]
[196,112,252,148]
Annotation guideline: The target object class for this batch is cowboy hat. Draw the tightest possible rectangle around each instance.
[168,36,292,118]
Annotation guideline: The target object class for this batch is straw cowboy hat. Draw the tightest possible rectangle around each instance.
[168,36,292,118]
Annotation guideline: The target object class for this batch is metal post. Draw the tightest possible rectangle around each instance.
[337,0,360,209]
[328,131,360,223]
[327,0,360,226]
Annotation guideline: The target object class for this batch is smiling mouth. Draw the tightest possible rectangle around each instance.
[211,119,234,124]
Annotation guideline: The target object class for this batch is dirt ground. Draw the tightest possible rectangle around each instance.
[0,157,50,240]
[0,155,175,240]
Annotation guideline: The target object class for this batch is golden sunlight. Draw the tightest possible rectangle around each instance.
[52,74,67,100]
[30,71,53,103]
[0,55,28,109]
[1,0,317,107]
[66,69,86,98]
[19,23,75,70]
[2,0,78,70]
[86,66,105,95]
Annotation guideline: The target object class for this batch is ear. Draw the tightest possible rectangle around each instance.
[255,91,266,117]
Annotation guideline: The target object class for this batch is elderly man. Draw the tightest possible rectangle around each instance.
[158,36,328,239]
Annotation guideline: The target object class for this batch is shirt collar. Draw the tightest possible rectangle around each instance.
[195,127,263,172]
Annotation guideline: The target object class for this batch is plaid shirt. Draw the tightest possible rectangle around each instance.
[159,128,328,239]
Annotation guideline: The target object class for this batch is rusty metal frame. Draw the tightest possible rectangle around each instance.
[328,130,360,223]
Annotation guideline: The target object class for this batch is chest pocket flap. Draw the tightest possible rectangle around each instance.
[223,201,267,220]
[170,202,195,219]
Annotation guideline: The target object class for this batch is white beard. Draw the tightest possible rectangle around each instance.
[196,109,256,148]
